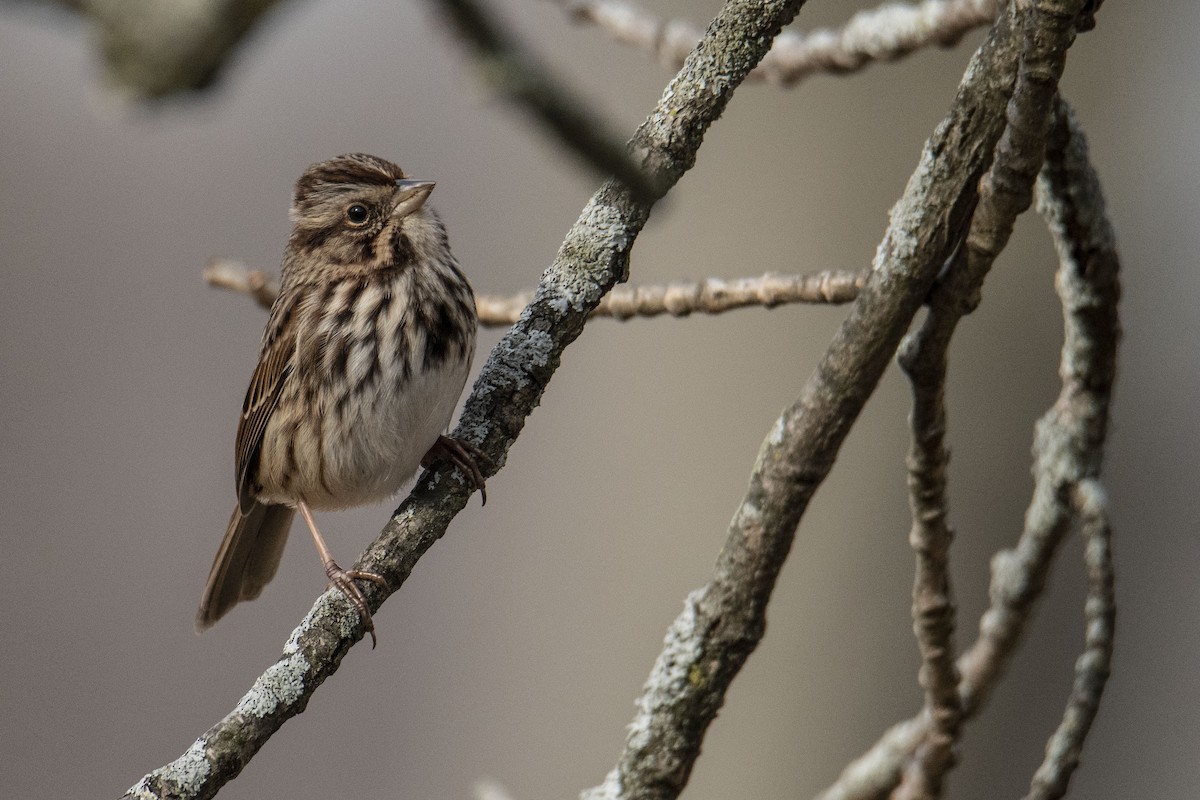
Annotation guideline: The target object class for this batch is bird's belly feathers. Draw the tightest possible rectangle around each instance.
[254,273,475,510]
[257,355,471,510]
[323,355,470,507]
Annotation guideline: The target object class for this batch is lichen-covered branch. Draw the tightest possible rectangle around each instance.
[428,0,660,198]
[1019,96,1120,800]
[561,0,998,87]
[814,93,1118,800]
[122,1,806,798]
[957,91,1116,720]
[204,258,864,323]
[580,4,1043,797]
[1022,480,1114,800]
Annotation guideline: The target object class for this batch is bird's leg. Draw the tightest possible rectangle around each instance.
[296,500,386,648]
[422,434,490,505]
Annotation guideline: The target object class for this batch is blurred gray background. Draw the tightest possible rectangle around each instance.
[1,1,1196,798]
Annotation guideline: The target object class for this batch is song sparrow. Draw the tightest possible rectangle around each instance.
[196,153,486,646]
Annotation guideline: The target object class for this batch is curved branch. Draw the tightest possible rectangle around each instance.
[891,2,1083,796]
[581,2,1042,796]
[815,91,1118,800]
[1020,96,1120,800]
[561,0,998,87]
[123,1,807,798]
[1022,479,1114,800]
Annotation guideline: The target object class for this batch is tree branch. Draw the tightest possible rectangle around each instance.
[202,259,279,309]
[123,1,806,798]
[580,1,1052,796]
[815,91,1118,800]
[560,0,998,87]
[1020,95,1120,800]
[476,270,866,322]
[894,238,966,800]
[429,0,661,199]
[204,258,865,323]
[8,0,285,98]
[891,1,1082,795]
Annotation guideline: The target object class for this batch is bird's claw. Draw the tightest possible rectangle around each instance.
[325,563,387,648]
[423,434,490,505]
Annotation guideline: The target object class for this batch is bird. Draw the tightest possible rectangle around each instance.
[196,153,486,646]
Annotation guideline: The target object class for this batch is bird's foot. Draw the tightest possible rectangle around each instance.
[423,434,490,505]
[325,563,387,648]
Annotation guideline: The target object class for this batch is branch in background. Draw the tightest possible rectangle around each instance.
[473,778,518,800]
[581,1,1047,795]
[10,0,284,98]
[1021,96,1120,800]
[560,0,998,87]
[478,270,865,322]
[815,92,1118,800]
[125,1,806,798]
[204,258,865,323]
[894,238,966,800]
[429,0,661,199]
[203,259,278,310]
[1023,480,1114,800]
[891,1,1082,795]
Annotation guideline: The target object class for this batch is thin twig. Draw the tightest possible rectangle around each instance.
[894,240,966,800]
[204,258,865,322]
[429,0,661,199]
[560,0,998,87]
[581,3,1042,797]
[478,270,865,322]
[1020,95,1120,800]
[1021,480,1114,800]
[124,1,805,798]
[814,90,1118,800]
[202,259,278,310]
[890,1,1081,796]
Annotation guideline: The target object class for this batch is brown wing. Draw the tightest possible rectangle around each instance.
[235,307,296,512]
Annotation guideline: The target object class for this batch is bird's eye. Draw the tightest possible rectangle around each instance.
[345,204,369,225]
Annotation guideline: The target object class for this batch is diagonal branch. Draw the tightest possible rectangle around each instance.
[429,0,661,198]
[815,91,1118,800]
[580,2,1047,797]
[560,0,998,87]
[122,1,807,798]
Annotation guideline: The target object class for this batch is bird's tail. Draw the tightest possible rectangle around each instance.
[196,501,295,631]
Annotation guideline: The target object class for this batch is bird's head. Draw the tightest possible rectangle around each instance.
[286,153,439,274]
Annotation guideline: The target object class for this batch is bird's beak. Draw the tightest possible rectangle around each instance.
[392,179,435,219]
